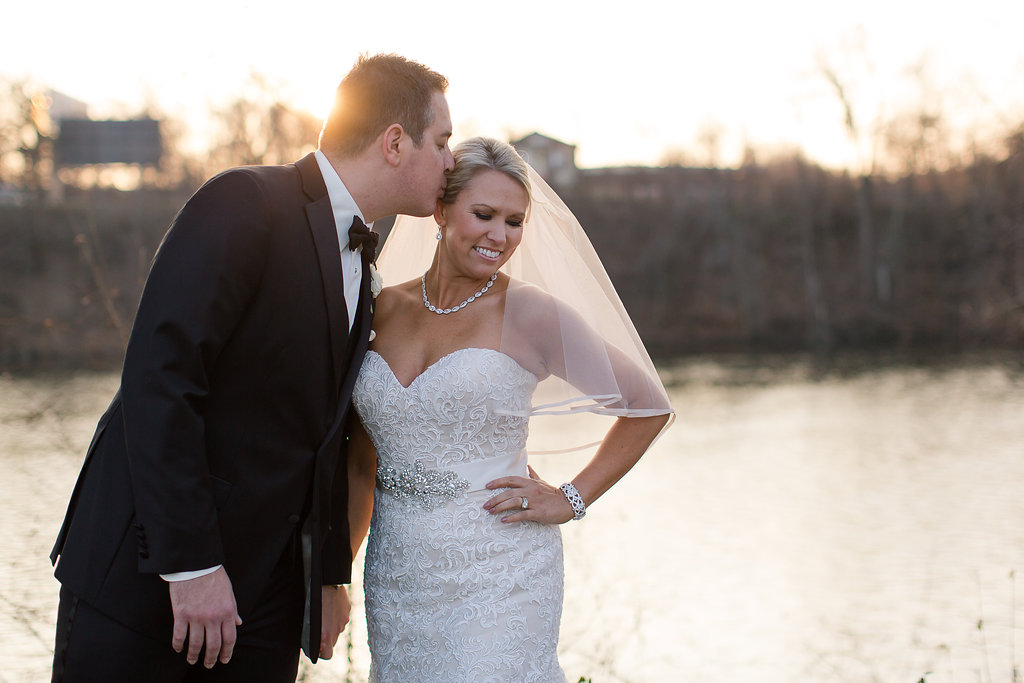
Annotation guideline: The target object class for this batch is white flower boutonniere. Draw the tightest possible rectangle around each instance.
[369,263,383,299]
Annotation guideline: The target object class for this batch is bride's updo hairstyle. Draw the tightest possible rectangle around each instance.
[441,137,531,210]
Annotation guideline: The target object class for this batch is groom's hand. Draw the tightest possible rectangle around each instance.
[319,585,351,659]
[168,567,243,668]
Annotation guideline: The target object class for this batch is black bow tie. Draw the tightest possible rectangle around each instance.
[348,216,378,255]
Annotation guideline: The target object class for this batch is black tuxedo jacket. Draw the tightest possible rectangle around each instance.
[50,153,372,662]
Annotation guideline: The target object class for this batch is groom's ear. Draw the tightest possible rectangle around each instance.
[381,124,404,167]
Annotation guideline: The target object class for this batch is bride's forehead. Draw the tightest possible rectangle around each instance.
[459,171,529,208]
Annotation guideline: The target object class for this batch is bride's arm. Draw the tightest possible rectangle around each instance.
[347,417,377,558]
[564,412,669,509]
[485,413,668,524]
[487,284,672,523]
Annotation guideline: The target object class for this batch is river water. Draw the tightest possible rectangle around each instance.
[2,354,1022,682]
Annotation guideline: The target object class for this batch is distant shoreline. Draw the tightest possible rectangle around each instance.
[5,347,1022,380]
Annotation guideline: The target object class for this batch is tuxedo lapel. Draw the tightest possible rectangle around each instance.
[296,154,376,662]
[314,253,373,544]
[298,153,349,392]
[347,250,375,389]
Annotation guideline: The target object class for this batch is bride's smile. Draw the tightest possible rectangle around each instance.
[473,246,501,260]
[434,168,528,283]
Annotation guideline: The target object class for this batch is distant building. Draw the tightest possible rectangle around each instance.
[579,165,728,204]
[56,119,162,167]
[511,132,726,206]
[29,89,164,198]
[511,132,579,188]
[46,90,89,121]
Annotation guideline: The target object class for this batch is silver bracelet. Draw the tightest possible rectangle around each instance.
[559,482,587,520]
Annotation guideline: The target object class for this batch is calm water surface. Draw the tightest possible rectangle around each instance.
[2,355,1023,682]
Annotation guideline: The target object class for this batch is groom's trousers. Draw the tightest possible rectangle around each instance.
[52,533,306,682]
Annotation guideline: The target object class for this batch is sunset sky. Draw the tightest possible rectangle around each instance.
[4,0,1022,169]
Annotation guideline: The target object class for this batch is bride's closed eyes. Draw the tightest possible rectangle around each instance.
[470,210,524,227]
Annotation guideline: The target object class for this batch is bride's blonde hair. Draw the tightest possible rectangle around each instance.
[441,137,531,207]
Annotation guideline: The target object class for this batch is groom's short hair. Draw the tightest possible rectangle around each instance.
[319,53,448,158]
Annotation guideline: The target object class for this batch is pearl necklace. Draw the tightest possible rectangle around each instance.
[422,272,498,315]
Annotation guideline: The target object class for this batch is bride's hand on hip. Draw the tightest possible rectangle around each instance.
[484,466,574,525]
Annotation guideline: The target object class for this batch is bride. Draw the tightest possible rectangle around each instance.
[347,136,673,682]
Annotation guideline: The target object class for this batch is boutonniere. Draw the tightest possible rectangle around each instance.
[369,263,383,299]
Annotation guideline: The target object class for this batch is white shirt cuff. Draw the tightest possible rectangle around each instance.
[160,565,222,582]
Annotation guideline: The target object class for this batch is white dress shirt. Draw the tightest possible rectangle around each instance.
[162,152,371,582]
[314,148,371,331]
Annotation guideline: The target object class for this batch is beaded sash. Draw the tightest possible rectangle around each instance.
[375,449,528,511]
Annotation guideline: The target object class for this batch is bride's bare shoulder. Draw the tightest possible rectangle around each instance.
[505,278,559,324]
[374,278,422,318]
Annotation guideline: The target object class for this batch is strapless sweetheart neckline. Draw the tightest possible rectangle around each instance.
[365,347,531,390]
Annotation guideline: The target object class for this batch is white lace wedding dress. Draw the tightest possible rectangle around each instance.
[352,347,567,683]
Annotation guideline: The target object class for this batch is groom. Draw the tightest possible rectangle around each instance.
[49,53,453,681]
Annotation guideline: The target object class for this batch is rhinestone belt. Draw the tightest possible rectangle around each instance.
[376,460,471,511]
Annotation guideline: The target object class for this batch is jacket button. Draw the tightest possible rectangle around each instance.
[288,514,301,524]
[139,550,150,559]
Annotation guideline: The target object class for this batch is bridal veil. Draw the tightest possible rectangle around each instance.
[376,164,674,452]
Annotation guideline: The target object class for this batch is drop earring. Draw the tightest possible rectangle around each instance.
[436,227,443,241]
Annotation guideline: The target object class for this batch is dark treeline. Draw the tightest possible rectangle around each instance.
[1,187,193,368]
[0,73,322,369]
[560,131,1024,359]
[2,113,1023,369]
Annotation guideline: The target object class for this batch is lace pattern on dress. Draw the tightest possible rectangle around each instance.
[352,348,567,683]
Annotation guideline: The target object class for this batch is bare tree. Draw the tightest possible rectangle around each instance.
[206,72,321,173]
[817,58,878,311]
[727,160,759,341]
[0,79,53,197]
[794,157,832,350]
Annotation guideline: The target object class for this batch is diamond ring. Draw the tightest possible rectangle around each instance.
[521,496,529,510]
